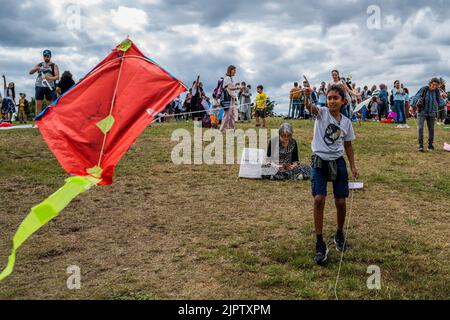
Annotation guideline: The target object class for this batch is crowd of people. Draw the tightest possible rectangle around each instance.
[288,71,449,128]
[157,67,449,145]
[158,65,275,132]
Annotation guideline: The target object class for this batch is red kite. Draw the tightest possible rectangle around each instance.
[38,39,186,184]
[0,39,186,280]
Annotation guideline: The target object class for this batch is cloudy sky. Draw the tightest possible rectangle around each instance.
[1,0,449,113]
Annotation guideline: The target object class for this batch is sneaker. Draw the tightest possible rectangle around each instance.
[428,145,435,151]
[395,124,402,128]
[334,230,347,252]
[418,146,425,152]
[314,241,329,266]
[404,124,410,129]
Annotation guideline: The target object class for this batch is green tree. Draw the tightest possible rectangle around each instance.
[28,97,36,119]
[266,98,276,116]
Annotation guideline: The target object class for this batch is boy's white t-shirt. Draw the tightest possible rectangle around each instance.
[312,106,356,161]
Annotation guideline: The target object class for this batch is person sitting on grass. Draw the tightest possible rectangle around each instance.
[263,123,311,181]
[255,85,268,128]
[305,84,359,266]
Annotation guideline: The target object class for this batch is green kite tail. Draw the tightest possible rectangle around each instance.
[0,176,100,281]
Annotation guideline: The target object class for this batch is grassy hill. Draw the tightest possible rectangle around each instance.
[0,118,449,299]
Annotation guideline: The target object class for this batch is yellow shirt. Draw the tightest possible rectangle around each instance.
[19,98,26,111]
[290,87,302,100]
[256,92,268,109]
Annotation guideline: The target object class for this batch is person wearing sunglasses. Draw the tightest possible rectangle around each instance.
[29,49,60,125]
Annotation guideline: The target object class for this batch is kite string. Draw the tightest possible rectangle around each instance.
[97,52,127,167]
[332,108,448,298]
[334,185,355,300]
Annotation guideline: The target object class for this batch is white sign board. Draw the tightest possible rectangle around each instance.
[239,148,265,179]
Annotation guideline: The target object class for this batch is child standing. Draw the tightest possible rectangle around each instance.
[255,85,268,128]
[18,93,28,123]
[305,85,359,265]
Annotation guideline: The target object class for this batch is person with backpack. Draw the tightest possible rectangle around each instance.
[412,77,446,152]
[220,65,238,133]
[29,50,59,123]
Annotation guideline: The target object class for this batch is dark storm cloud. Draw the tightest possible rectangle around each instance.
[0,1,70,47]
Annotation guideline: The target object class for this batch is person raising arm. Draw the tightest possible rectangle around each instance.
[304,84,358,266]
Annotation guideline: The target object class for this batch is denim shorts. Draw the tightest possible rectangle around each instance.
[311,157,349,198]
[35,86,57,101]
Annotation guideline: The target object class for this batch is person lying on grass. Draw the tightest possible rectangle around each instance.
[305,84,359,266]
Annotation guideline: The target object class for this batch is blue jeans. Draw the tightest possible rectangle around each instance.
[291,99,301,118]
[395,100,406,124]
[361,106,367,120]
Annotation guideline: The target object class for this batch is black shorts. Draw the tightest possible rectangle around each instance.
[35,87,57,101]
[256,109,266,118]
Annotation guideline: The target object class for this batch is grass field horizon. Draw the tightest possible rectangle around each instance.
[0,118,449,300]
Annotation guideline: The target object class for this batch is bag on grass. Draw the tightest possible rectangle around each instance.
[202,115,211,128]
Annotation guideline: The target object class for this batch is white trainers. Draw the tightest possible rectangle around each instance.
[404,124,410,129]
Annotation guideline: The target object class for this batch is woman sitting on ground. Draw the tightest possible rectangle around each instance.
[264,123,311,180]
